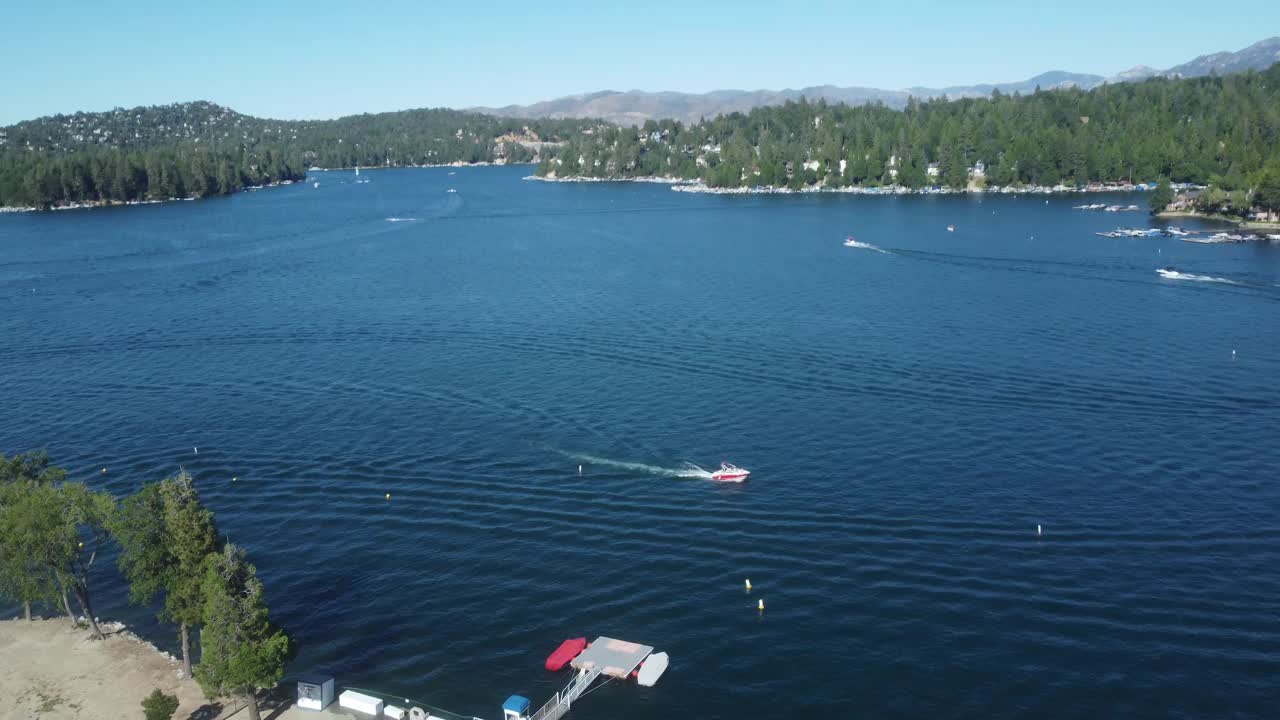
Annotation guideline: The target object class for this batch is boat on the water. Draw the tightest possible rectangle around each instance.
[710,462,750,482]
[946,225,955,232]
[546,637,588,671]
[636,651,669,687]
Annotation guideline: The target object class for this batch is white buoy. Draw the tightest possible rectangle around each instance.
[758,599,765,612]
[745,578,752,591]
[193,447,198,454]
[1037,524,1042,536]
[1232,349,1236,357]
[578,464,583,476]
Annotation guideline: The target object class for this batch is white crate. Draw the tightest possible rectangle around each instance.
[338,690,384,715]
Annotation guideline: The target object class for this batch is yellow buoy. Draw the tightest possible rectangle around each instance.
[758,599,765,612]
[385,493,391,500]
[745,578,752,591]
[101,467,107,474]
[78,542,83,548]
[232,477,238,482]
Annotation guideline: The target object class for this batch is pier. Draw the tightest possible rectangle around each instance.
[304,636,659,720]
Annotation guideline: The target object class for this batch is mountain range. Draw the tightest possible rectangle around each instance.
[471,36,1280,126]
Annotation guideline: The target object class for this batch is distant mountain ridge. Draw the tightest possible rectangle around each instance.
[472,36,1280,125]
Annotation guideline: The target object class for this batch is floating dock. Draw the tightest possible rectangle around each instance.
[569,637,653,679]
[302,635,660,720]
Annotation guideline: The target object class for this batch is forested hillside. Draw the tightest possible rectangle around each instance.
[0,103,594,209]
[537,64,1280,197]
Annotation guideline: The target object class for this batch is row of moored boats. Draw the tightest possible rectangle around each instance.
[1074,203,1142,212]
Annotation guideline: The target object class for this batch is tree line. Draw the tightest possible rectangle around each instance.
[0,451,289,720]
[1,102,594,209]
[536,63,1280,205]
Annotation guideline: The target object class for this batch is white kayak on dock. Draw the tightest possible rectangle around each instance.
[637,651,669,687]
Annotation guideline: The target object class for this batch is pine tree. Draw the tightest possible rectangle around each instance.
[115,471,221,679]
[195,544,292,720]
[1150,178,1174,214]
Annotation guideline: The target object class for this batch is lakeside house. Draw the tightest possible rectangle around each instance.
[926,162,940,178]
[1168,190,1201,211]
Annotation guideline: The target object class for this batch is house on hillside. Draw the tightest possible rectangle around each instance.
[926,162,940,179]
[1168,190,1201,211]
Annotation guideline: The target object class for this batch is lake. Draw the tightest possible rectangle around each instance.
[2,166,1278,719]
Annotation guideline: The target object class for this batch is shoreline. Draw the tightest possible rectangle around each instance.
[0,178,299,214]
[527,174,1163,196]
[1157,209,1280,230]
[0,162,537,213]
[524,174,699,185]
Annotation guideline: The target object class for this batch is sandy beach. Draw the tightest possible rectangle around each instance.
[0,618,367,720]
[0,619,211,720]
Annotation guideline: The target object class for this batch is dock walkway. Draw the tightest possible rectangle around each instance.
[529,666,602,720]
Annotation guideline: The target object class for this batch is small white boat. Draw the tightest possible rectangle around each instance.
[710,462,750,482]
[313,182,320,189]
[637,652,669,687]
[946,225,955,232]
[447,188,457,193]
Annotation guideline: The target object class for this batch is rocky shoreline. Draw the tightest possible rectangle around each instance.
[526,174,1163,196]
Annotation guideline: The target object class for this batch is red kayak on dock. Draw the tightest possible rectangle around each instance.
[545,637,588,671]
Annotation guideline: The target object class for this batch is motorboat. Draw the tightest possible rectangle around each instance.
[1156,266,1182,279]
[710,462,750,482]
[946,225,955,232]
[843,236,859,247]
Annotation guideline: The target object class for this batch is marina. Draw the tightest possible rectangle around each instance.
[292,636,667,720]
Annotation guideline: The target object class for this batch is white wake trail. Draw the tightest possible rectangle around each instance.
[844,239,891,254]
[1156,268,1239,285]
[561,452,712,479]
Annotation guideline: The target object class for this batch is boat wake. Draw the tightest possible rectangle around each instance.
[1156,268,1239,285]
[385,217,420,222]
[843,238,891,254]
[561,452,713,479]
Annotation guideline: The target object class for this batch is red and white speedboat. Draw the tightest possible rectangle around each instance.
[710,462,750,482]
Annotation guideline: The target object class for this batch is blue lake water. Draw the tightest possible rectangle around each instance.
[2,166,1279,719]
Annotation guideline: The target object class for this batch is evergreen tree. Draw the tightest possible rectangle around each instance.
[141,689,180,720]
[1150,178,1174,214]
[1253,170,1280,213]
[195,544,292,720]
[115,471,221,679]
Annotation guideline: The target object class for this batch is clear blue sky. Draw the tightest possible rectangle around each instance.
[3,0,1277,125]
